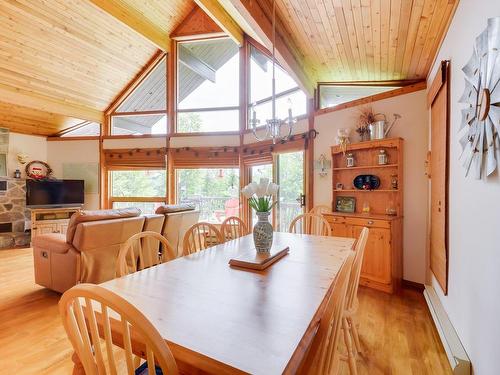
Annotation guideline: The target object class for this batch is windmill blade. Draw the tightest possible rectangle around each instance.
[462,52,480,88]
[489,53,500,98]
[473,122,485,179]
[485,118,497,175]
[460,107,476,130]
[458,79,478,104]
[489,105,500,133]
[486,18,500,88]
[476,28,489,90]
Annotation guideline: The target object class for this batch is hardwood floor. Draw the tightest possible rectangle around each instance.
[0,248,451,375]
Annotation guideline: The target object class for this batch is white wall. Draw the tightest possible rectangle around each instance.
[428,1,500,374]
[314,90,429,283]
[8,133,47,178]
[47,140,100,210]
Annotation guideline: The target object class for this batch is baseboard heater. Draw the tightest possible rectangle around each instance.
[424,286,471,375]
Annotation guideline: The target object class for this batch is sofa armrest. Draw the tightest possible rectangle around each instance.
[32,233,72,254]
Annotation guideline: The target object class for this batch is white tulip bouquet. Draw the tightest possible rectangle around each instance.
[241,178,279,212]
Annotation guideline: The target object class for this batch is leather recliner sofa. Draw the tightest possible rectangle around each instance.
[32,208,164,293]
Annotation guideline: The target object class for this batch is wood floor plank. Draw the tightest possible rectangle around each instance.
[0,248,451,375]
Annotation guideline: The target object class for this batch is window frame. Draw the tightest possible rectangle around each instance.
[246,40,308,131]
[108,53,168,137]
[107,166,167,212]
[175,36,241,134]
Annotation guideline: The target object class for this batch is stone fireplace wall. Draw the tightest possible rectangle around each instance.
[0,178,30,248]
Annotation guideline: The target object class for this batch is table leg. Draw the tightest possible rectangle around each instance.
[72,351,85,375]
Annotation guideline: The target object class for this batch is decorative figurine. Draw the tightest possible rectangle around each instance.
[391,174,398,190]
[346,153,355,168]
[378,149,388,165]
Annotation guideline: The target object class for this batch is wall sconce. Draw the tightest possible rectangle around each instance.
[314,154,331,177]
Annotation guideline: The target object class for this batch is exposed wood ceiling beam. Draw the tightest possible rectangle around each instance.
[0,83,104,123]
[179,45,217,83]
[193,0,244,47]
[221,0,315,97]
[87,0,170,51]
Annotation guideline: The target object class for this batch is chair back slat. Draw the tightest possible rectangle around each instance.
[221,216,248,241]
[59,284,179,375]
[289,213,332,236]
[346,227,369,310]
[182,222,223,255]
[302,252,355,375]
[101,304,118,375]
[117,231,176,277]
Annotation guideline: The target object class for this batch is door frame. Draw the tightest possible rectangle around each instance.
[427,60,450,294]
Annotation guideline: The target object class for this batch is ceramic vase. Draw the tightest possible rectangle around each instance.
[253,211,273,253]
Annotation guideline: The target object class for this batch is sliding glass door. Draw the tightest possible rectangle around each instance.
[247,150,305,232]
[276,151,305,232]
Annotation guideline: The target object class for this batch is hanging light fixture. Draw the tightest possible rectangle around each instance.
[249,0,295,144]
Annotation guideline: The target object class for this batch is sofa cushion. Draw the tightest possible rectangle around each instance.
[155,203,195,215]
[66,208,141,243]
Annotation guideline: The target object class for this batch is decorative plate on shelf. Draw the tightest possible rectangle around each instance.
[459,17,500,179]
[353,175,380,190]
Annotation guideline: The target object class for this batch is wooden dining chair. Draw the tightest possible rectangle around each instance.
[340,227,369,374]
[182,222,224,255]
[301,252,355,375]
[289,213,332,236]
[309,204,332,215]
[116,231,176,277]
[59,283,178,375]
[221,216,249,241]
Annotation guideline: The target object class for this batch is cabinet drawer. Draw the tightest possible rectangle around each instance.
[325,215,346,225]
[345,217,391,229]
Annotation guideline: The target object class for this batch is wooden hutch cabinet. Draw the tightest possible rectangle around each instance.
[324,138,403,294]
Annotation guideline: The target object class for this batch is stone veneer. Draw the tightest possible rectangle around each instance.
[0,178,31,248]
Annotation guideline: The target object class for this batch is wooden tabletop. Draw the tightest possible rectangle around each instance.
[100,232,355,375]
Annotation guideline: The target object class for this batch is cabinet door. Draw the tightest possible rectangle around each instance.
[331,222,349,237]
[351,225,392,285]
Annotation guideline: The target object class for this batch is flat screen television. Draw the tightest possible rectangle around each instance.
[26,179,84,208]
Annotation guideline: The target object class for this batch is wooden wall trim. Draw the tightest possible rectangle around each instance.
[427,61,448,107]
[315,81,427,117]
[47,136,100,142]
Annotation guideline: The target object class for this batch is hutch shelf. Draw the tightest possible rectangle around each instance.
[324,138,404,294]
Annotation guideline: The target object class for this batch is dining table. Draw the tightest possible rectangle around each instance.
[72,232,355,374]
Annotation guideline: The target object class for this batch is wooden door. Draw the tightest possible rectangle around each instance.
[428,61,450,294]
[352,225,392,285]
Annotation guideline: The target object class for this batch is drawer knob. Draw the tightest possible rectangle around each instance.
[367,220,374,225]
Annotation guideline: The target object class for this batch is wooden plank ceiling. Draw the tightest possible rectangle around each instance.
[0,0,194,135]
[256,0,457,82]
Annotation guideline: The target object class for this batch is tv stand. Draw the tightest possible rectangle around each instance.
[30,207,81,242]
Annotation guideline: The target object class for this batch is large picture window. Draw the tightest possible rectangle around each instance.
[177,38,240,132]
[176,168,240,223]
[109,169,166,214]
[248,45,307,125]
[111,57,167,135]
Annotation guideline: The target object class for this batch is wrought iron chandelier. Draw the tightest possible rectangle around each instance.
[249,0,295,144]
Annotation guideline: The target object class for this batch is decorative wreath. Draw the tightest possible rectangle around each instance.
[25,160,53,180]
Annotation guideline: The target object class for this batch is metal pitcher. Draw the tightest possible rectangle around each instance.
[368,113,401,140]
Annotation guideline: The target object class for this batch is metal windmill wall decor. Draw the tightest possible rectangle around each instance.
[459,17,500,179]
